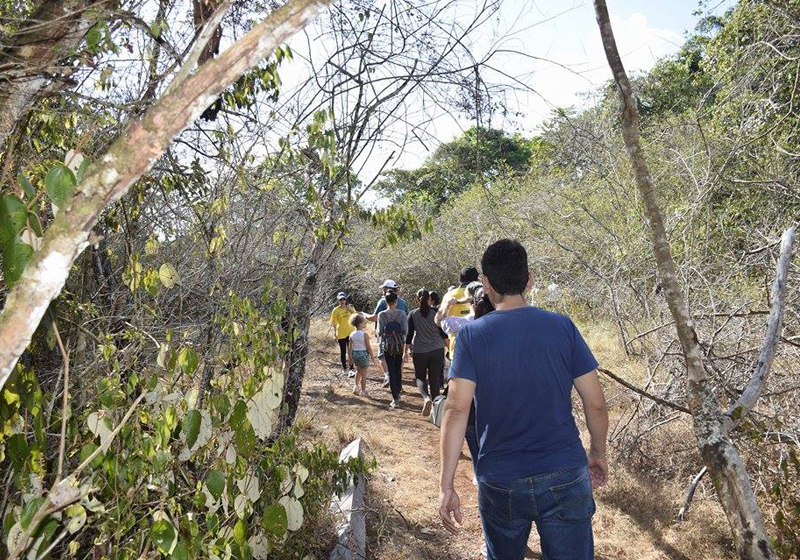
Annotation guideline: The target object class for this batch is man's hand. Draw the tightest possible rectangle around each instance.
[588,450,608,489]
[438,487,462,535]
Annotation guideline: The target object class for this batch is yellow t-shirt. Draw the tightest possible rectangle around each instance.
[443,285,471,318]
[330,306,355,339]
[442,285,471,354]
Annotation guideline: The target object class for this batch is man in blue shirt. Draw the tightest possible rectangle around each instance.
[439,239,608,560]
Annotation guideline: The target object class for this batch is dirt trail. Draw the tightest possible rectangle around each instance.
[298,321,734,560]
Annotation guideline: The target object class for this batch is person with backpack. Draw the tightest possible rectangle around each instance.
[439,239,608,560]
[367,280,409,388]
[377,291,408,409]
[442,267,479,358]
[404,289,445,416]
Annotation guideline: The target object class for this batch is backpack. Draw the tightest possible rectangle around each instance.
[430,395,447,427]
[381,315,405,356]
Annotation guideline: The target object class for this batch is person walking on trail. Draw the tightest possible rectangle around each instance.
[442,267,479,357]
[429,290,448,388]
[439,239,609,560]
[348,314,375,398]
[366,280,408,387]
[329,292,356,377]
[405,289,445,416]
[377,292,408,409]
[435,281,494,470]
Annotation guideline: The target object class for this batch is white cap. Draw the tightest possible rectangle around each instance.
[381,279,398,289]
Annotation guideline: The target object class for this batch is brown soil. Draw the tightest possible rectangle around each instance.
[298,321,734,559]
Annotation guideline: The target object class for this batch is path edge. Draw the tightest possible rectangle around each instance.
[329,437,366,560]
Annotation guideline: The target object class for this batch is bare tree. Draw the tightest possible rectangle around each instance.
[593,1,796,558]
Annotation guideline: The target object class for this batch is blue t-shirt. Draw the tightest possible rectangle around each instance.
[449,306,598,482]
[374,297,408,314]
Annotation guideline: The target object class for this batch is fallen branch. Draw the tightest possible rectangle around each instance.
[676,466,708,522]
[597,367,689,414]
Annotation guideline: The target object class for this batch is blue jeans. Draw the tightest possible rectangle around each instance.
[478,465,595,560]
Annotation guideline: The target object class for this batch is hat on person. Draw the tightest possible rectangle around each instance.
[336,292,347,300]
[381,279,398,289]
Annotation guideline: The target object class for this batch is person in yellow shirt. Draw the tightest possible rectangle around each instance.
[330,292,356,377]
[441,266,480,355]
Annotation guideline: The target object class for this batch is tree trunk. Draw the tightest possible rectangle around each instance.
[592,1,776,558]
[278,236,325,432]
[0,0,108,149]
[0,0,330,392]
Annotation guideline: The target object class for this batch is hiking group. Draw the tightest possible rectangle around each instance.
[329,239,609,560]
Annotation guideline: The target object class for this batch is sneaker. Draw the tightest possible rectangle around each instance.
[361,389,371,399]
[348,369,356,378]
[382,377,390,388]
[389,399,399,409]
[352,385,359,395]
[421,397,432,417]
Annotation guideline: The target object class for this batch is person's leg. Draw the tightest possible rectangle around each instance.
[478,479,534,560]
[533,466,595,560]
[428,348,444,398]
[387,354,402,402]
[412,352,430,400]
[338,338,348,372]
[380,355,389,386]
[358,367,368,392]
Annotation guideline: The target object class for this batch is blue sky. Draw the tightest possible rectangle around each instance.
[285,0,736,186]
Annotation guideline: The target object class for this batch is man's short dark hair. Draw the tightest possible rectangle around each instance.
[385,292,398,305]
[481,239,529,296]
[459,266,479,284]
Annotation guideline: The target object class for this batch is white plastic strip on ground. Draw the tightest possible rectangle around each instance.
[330,438,366,560]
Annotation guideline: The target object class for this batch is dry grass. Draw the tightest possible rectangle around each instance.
[298,319,735,559]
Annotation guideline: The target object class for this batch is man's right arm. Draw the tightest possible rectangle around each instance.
[574,370,609,488]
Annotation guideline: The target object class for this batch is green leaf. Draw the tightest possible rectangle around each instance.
[233,519,247,545]
[0,194,27,247]
[2,236,33,288]
[206,470,225,501]
[177,347,198,375]
[20,497,45,530]
[86,23,102,53]
[76,157,91,182]
[234,422,256,458]
[170,541,189,560]
[262,504,288,538]
[183,410,201,449]
[17,174,35,200]
[7,433,29,469]
[230,400,247,431]
[44,164,77,208]
[65,504,86,533]
[159,262,179,288]
[150,519,177,554]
